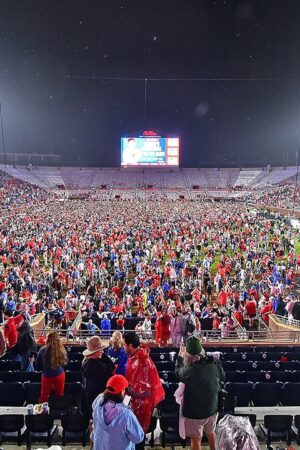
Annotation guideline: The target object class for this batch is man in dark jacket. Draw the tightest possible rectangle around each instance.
[175,335,225,450]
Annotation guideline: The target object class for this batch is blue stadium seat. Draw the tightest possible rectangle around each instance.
[224,382,253,407]
[221,361,232,371]
[155,361,175,372]
[284,352,300,361]
[24,383,41,405]
[222,353,243,362]
[233,361,258,372]
[282,382,300,406]
[0,383,25,406]
[247,372,267,383]
[252,382,282,406]
[287,371,300,382]
[0,361,21,371]
[262,371,290,383]
[225,371,247,383]
[66,360,82,371]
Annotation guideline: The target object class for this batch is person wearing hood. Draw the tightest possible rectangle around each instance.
[91,374,144,450]
[124,332,165,450]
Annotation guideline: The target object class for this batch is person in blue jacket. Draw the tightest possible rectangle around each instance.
[107,331,128,375]
[101,314,111,336]
[92,374,144,450]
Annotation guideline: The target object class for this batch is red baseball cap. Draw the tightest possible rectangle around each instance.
[106,375,129,395]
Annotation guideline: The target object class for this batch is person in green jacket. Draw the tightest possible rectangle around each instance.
[175,336,225,450]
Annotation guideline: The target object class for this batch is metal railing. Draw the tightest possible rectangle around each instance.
[34,327,300,344]
[276,315,300,328]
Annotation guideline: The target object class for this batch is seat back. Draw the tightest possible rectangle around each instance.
[224,382,253,407]
[282,382,300,406]
[61,413,89,432]
[25,414,54,433]
[24,383,41,405]
[264,414,292,433]
[252,382,282,406]
[0,414,24,432]
[0,382,25,406]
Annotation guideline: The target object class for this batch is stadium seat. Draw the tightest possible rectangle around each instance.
[246,372,266,383]
[0,370,14,382]
[225,371,247,383]
[65,371,82,383]
[252,382,282,406]
[64,382,82,407]
[158,401,186,448]
[61,413,89,447]
[66,360,82,371]
[155,361,175,372]
[286,370,300,382]
[224,382,253,407]
[260,415,292,450]
[221,361,232,371]
[281,382,300,406]
[233,361,258,372]
[222,353,243,362]
[262,371,290,383]
[24,383,41,405]
[0,414,26,446]
[284,352,300,361]
[0,382,25,406]
[293,414,300,445]
[0,360,21,371]
[25,414,57,448]
[12,371,41,383]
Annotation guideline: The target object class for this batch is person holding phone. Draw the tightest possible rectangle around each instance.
[91,374,144,450]
[124,332,165,450]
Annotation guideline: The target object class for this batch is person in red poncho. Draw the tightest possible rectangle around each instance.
[155,309,171,347]
[124,332,165,450]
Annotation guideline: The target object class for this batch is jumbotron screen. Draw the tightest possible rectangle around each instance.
[121,136,179,166]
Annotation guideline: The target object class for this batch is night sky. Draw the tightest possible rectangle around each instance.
[1,0,300,167]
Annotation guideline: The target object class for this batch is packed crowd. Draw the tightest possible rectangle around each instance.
[0,171,51,209]
[0,172,299,346]
[0,172,299,449]
[248,183,300,210]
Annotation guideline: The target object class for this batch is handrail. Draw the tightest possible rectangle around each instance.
[276,315,300,328]
[33,327,300,344]
[257,317,273,339]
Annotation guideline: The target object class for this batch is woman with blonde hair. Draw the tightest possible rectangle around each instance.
[36,331,68,403]
[107,331,128,375]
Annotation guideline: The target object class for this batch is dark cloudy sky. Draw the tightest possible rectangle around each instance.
[0,0,300,167]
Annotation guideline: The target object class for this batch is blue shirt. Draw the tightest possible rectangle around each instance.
[92,395,144,450]
[107,347,128,375]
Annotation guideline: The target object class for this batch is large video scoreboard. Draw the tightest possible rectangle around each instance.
[121,134,179,166]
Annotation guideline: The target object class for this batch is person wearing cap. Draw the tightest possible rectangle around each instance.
[124,332,165,450]
[175,335,225,450]
[81,335,115,418]
[91,374,144,450]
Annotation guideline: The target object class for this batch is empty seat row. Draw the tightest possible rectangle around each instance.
[222,361,300,372]
[225,382,300,407]
[0,371,82,383]
[0,412,89,447]
[221,352,300,362]
[226,370,300,383]
[0,382,82,407]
